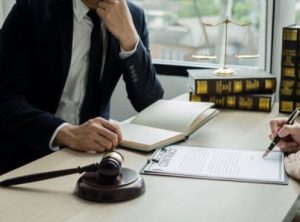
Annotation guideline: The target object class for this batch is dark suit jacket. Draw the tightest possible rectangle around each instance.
[0,0,164,174]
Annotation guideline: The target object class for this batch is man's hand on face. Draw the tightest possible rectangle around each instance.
[96,0,139,51]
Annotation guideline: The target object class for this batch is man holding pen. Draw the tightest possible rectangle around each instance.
[269,117,300,179]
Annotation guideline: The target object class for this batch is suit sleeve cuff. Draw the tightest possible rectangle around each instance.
[119,38,140,59]
[49,123,70,151]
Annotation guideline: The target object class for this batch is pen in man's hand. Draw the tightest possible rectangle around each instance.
[263,108,300,158]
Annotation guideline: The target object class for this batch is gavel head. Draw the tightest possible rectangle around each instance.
[97,151,124,180]
[75,150,145,202]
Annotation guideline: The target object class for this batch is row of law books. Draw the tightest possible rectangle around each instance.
[188,69,277,112]
[280,25,300,113]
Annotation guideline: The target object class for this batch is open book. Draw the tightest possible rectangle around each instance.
[119,99,218,151]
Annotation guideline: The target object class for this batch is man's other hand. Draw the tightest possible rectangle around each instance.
[54,117,123,152]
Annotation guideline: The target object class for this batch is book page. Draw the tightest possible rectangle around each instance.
[119,123,186,151]
[188,108,218,134]
[142,145,287,184]
[131,100,214,135]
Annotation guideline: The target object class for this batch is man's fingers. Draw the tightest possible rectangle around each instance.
[66,118,123,152]
[278,140,298,153]
[269,118,287,137]
[91,125,118,147]
[98,0,110,11]
[93,136,113,151]
[278,125,296,138]
[269,120,278,136]
[94,117,123,143]
[98,0,119,12]
[106,122,123,143]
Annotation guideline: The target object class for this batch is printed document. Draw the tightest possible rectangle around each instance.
[141,145,287,184]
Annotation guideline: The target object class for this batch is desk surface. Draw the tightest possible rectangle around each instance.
[0,102,300,222]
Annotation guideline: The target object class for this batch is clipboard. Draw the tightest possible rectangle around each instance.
[141,145,288,185]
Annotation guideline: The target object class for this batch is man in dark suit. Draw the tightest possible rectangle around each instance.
[0,0,164,174]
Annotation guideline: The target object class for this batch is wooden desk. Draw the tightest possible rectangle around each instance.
[0,103,299,222]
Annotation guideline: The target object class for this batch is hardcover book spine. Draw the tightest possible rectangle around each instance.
[193,78,276,95]
[189,92,273,112]
[295,80,300,108]
[279,27,299,113]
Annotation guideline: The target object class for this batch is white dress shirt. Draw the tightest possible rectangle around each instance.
[49,0,138,150]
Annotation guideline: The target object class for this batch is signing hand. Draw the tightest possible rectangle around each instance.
[54,117,123,152]
[97,0,138,51]
[269,117,300,153]
[284,151,300,180]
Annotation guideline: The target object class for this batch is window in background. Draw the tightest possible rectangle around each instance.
[296,0,300,24]
[0,0,3,26]
[132,0,266,69]
[0,0,14,27]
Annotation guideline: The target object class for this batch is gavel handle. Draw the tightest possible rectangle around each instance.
[0,163,98,187]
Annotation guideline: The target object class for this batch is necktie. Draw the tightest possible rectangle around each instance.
[80,10,103,123]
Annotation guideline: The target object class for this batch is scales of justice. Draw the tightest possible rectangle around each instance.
[192,16,259,76]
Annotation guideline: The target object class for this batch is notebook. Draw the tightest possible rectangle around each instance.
[119,99,218,151]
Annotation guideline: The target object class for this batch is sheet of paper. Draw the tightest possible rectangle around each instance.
[142,145,287,184]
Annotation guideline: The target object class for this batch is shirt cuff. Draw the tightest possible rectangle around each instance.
[49,122,70,151]
[119,38,140,59]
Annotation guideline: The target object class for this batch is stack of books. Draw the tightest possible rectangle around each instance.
[188,69,277,112]
[279,25,300,113]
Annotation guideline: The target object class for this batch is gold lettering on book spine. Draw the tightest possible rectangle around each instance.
[265,79,275,90]
[226,96,236,108]
[190,94,200,102]
[282,67,296,78]
[216,81,232,94]
[283,29,298,41]
[283,56,294,66]
[212,96,225,106]
[220,97,226,106]
[233,80,242,93]
[216,81,222,94]
[282,49,296,66]
[196,81,208,94]
[259,98,270,111]
[239,97,253,109]
[280,80,294,96]
[245,80,259,92]
[283,49,296,56]
[280,101,294,112]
